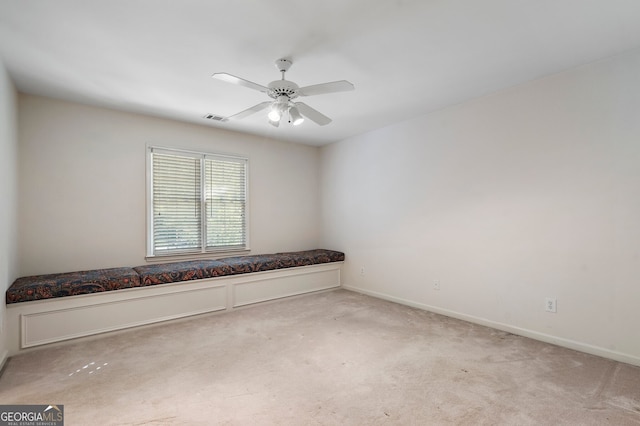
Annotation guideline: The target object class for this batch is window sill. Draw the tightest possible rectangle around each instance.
[145,249,251,263]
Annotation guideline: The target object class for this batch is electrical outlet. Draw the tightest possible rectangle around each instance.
[433,280,441,291]
[360,266,365,276]
[545,298,557,313]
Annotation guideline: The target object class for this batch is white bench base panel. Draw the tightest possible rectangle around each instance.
[6,262,342,355]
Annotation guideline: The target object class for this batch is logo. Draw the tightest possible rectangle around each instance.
[0,405,64,426]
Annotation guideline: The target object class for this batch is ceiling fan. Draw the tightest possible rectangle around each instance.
[212,58,354,127]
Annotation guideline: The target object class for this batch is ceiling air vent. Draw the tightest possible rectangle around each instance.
[203,113,227,122]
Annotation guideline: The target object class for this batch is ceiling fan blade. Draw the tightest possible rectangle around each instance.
[298,80,354,97]
[227,101,272,120]
[212,73,269,93]
[295,102,332,126]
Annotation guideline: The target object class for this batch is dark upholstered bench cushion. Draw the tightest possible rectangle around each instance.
[132,259,226,285]
[134,249,345,285]
[6,267,141,304]
[274,249,345,266]
[7,249,345,304]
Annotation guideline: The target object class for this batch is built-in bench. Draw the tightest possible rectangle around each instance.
[5,249,344,355]
[7,250,345,304]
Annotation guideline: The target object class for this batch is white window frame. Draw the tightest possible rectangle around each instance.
[146,146,250,259]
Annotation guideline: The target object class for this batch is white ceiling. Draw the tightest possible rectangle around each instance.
[1,1,640,146]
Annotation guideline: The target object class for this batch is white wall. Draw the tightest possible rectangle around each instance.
[0,59,19,365]
[321,49,640,365]
[18,95,321,275]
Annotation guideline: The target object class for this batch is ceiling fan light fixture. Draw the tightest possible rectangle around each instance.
[268,97,289,123]
[289,106,304,126]
[267,106,281,122]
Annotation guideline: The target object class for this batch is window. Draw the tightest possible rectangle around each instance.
[147,147,248,257]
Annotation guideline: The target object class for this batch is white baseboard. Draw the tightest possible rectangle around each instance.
[6,263,342,355]
[343,284,640,367]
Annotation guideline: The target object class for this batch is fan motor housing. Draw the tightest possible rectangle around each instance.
[268,80,299,99]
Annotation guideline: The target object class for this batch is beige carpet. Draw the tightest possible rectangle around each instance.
[1,289,639,425]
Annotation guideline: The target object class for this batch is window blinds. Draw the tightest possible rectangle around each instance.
[150,148,247,256]
[205,157,246,249]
